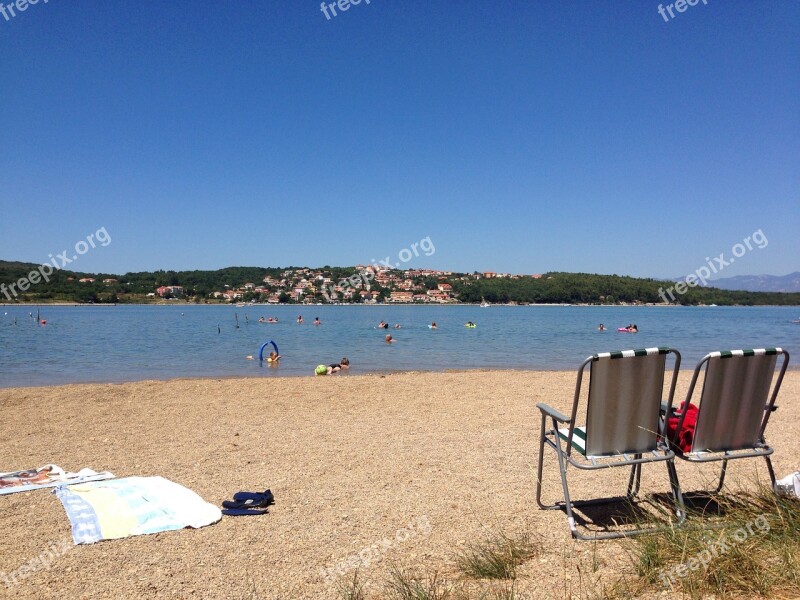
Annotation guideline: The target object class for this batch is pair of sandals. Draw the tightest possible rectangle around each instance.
[221,489,275,516]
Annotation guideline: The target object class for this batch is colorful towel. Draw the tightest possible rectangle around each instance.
[55,476,222,544]
[0,465,114,496]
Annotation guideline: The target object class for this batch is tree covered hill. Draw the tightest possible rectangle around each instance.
[1,260,799,306]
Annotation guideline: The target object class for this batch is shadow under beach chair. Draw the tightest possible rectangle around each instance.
[536,347,685,540]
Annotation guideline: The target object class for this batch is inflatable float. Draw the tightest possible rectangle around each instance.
[258,340,280,362]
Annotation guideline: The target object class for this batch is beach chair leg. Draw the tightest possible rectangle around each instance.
[535,414,549,509]
[765,455,777,491]
[536,414,567,511]
[626,460,642,498]
[667,461,686,523]
[550,430,579,538]
[714,459,729,494]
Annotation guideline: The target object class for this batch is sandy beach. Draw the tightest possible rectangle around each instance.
[1,370,798,599]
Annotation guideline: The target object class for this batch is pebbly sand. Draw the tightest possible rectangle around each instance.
[1,370,798,599]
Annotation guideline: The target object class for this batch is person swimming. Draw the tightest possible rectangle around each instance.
[598,324,606,331]
[327,357,349,373]
[430,322,437,329]
[297,315,303,324]
[385,334,395,343]
[314,317,321,325]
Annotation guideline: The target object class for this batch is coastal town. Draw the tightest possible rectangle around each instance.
[148,267,543,304]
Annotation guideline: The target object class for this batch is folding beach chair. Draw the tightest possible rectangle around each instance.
[666,348,790,493]
[536,347,685,540]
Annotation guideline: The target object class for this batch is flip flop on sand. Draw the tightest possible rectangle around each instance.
[233,490,274,504]
[221,489,274,515]
[221,507,269,516]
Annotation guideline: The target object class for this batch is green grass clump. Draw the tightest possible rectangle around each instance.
[385,566,454,600]
[620,485,800,598]
[455,531,539,580]
[337,569,367,600]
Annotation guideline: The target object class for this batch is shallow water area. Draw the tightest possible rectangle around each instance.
[0,304,797,387]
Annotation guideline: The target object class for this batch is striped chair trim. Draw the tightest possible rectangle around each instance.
[594,347,669,361]
[558,426,587,456]
[708,348,781,359]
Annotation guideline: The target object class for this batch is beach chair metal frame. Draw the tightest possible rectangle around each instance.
[536,347,685,540]
[666,348,790,493]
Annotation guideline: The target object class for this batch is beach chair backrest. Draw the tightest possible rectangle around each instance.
[584,348,674,457]
[691,349,788,453]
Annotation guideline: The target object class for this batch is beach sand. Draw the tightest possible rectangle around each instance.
[1,371,798,599]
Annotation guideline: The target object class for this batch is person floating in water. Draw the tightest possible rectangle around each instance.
[394,324,401,329]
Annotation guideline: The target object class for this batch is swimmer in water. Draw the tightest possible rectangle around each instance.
[385,334,395,343]
[328,357,350,374]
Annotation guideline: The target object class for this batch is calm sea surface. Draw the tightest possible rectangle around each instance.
[1,305,798,387]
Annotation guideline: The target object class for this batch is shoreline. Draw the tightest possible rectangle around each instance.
[0,367,566,391]
[2,363,798,391]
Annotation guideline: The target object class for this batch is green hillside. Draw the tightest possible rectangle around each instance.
[1,260,799,306]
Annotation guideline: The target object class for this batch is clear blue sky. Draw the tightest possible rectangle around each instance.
[1,0,797,279]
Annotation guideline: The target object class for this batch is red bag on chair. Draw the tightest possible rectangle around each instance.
[666,401,699,453]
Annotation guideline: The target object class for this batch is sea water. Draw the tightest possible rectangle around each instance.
[0,304,797,387]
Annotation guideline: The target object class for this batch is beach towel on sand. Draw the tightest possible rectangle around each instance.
[55,476,221,544]
[0,465,114,496]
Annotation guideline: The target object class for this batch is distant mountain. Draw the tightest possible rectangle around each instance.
[705,272,800,293]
